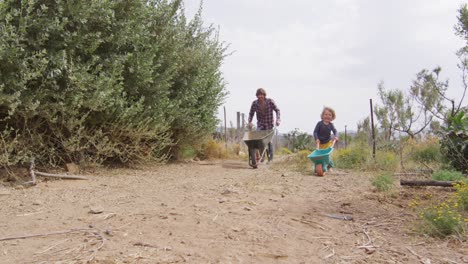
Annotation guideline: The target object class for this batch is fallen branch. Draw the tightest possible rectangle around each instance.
[400,180,455,187]
[28,158,88,182]
[323,214,354,221]
[35,171,88,180]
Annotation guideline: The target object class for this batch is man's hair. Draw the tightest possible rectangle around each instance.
[256,88,266,96]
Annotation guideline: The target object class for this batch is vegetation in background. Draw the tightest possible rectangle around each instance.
[333,143,368,170]
[0,0,227,169]
[284,129,314,152]
[407,136,442,164]
[372,4,467,173]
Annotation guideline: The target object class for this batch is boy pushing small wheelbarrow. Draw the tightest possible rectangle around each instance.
[246,88,281,169]
[310,107,339,176]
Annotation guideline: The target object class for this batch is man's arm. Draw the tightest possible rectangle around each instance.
[270,99,281,125]
[248,101,256,123]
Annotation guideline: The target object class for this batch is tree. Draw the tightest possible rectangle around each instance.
[374,81,432,139]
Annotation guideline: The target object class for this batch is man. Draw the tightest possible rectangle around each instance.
[247,88,281,163]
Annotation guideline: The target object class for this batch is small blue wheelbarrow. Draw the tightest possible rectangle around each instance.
[307,140,336,176]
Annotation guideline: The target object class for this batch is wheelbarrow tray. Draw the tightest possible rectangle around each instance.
[243,129,275,167]
[308,147,334,173]
[243,130,275,150]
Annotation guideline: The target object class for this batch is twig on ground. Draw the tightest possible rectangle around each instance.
[362,228,372,246]
[406,247,431,264]
[0,228,94,241]
[291,218,327,230]
[28,158,88,182]
[35,238,72,254]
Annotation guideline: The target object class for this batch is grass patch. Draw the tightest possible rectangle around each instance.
[371,173,394,192]
[432,170,465,181]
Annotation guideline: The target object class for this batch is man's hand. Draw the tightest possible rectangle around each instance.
[248,122,253,129]
[276,120,281,126]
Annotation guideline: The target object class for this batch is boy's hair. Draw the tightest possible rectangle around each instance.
[321,107,336,120]
[256,88,266,96]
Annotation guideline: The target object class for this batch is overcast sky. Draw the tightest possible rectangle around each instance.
[184,0,466,134]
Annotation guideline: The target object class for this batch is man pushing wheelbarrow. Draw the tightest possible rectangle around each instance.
[245,88,281,169]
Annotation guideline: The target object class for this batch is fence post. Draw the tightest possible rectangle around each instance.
[369,99,376,159]
[224,106,227,149]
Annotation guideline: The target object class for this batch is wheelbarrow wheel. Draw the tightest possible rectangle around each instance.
[316,163,324,176]
[249,148,258,168]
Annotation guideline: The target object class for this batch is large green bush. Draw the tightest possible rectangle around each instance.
[440,111,467,173]
[0,0,227,168]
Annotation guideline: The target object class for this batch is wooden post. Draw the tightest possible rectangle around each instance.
[241,113,245,130]
[369,99,376,159]
[236,111,240,143]
[224,106,227,149]
[344,125,347,149]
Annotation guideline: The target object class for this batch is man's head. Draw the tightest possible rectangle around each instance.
[256,88,266,101]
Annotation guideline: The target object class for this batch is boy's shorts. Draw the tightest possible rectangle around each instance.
[319,141,333,149]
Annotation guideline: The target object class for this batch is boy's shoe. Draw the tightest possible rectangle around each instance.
[252,164,258,169]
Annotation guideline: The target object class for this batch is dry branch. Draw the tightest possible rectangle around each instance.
[35,171,88,180]
[0,228,95,241]
[28,158,88,183]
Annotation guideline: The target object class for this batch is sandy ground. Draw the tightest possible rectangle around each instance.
[0,157,466,264]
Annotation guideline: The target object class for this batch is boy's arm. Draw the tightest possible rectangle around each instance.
[331,123,339,140]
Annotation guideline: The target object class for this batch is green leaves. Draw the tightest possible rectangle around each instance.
[0,0,227,167]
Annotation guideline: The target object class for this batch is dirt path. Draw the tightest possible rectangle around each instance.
[0,158,466,263]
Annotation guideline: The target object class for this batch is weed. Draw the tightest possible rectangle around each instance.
[371,173,394,192]
[418,200,464,238]
[454,180,468,211]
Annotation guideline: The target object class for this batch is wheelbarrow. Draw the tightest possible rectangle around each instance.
[308,140,336,176]
[243,129,275,168]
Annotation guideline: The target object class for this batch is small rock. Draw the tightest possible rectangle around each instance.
[221,189,232,195]
[89,206,104,214]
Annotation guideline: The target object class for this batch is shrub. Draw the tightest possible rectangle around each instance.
[0,0,227,167]
[371,173,394,192]
[409,137,442,163]
[279,147,293,155]
[454,180,468,211]
[374,151,398,171]
[294,149,314,174]
[199,139,227,160]
[333,144,369,170]
[440,111,468,173]
[419,200,463,238]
